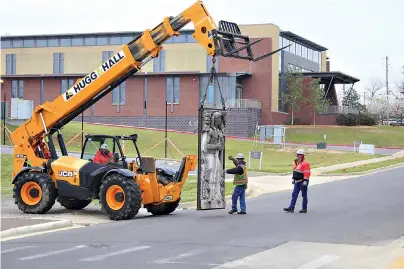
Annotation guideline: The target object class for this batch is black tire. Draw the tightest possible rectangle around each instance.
[58,197,92,210]
[13,171,57,214]
[145,199,180,216]
[99,173,142,221]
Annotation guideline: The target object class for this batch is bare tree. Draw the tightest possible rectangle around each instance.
[364,79,383,101]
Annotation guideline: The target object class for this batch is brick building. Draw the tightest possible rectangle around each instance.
[1,24,359,137]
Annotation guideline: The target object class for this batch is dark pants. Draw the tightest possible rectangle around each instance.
[232,185,246,212]
[288,181,308,210]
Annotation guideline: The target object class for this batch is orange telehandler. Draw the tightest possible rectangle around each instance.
[10,1,289,220]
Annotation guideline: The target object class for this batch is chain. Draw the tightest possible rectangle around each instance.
[200,56,226,110]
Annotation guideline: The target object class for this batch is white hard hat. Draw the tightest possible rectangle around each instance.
[236,153,245,159]
[100,144,108,149]
[296,149,305,155]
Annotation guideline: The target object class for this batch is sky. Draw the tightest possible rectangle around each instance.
[1,0,403,102]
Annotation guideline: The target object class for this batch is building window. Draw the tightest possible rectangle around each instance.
[112,82,126,105]
[296,43,301,57]
[84,37,96,46]
[53,53,64,74]
[48,38,59,47]
[102,51,114,62]
[23,39,35,47]
[97,37,108,46]
[11,80,24,99]
[40,80,44,104]
[153,50,166,72]
[313,51,319,64]
[166,77,180,104]
[109,36,122,45]
[302,46,307,59]
[60,38,72,47]
[36,38,47,47]
[122,35,134,44]
[207,85,215,103]
[61,79,74,94]
[12,39,23,48]
[72,37,84,46]
[1,40,12,48]
[6,54,16,75]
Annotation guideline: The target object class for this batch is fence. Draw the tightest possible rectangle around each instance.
[319,105,359,115]
[225,99,262,110]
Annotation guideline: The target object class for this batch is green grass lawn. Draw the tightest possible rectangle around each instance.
[284,125,404,148]
[326,158,404,174]
[0,154,235,201]
[2,122,383,174]
[1,154,14,197]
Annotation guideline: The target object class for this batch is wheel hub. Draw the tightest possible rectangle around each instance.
[106,185,125,210]
[29,188,40,198]
[21,181,42,206]
[115,192,124,202]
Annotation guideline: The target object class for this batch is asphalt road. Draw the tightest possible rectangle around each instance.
[2,166,404,269]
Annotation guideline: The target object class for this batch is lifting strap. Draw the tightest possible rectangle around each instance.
[200,57,226,110]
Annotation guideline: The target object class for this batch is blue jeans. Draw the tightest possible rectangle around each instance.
[232,185,246,212]
[289,181,308,210]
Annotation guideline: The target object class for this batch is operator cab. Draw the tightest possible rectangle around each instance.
[80,134,179,185]
[81,135,129,169]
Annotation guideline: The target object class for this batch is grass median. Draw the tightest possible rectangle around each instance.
[284,125,404,148]
[324,158,404,174]
[0,155,235,201]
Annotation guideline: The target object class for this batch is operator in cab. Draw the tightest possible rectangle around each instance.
[93,144,114,165]
[284,149,311,213]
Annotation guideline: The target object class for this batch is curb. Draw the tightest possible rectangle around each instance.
[319,162,404,176]
[0,219,73,240]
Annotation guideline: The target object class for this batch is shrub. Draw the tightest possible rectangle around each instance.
[358,113,377,126]
[337,113,358,126]
[336,113,377,126]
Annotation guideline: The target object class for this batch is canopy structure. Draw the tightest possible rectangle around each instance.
[301,71,360,106]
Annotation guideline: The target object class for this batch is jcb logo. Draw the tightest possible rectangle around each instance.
[58,171,73,177]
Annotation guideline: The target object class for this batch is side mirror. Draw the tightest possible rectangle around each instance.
[114,152,120,162]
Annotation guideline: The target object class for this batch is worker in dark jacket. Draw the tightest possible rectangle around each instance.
[284,149,311,213]
[226,153,248,215]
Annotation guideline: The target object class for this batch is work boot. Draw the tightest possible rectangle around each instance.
[237,211,246,215]
[299,209,307,213]
[283,207,294,213]
[228,209,237,214]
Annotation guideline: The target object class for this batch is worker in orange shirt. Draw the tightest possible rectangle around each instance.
[284,149,311,213]
[94,144,114,165]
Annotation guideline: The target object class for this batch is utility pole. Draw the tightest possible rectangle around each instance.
[386,56,389,125]
[363,92,366,106]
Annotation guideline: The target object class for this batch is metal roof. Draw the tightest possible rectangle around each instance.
[301,71,360,84]
[280,31,327,51]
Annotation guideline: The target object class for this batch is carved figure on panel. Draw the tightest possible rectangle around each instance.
[199,110,226,209]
